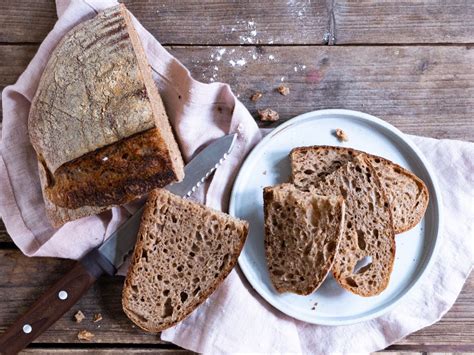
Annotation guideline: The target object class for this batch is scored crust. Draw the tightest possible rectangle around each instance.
[28,4,184,224]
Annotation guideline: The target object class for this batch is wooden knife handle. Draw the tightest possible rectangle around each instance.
[0,249,114,355]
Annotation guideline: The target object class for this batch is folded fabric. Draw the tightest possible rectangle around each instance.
[0,0,472,353]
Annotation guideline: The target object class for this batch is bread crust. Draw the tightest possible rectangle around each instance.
[28,4,184,225]
[290,145,429,233]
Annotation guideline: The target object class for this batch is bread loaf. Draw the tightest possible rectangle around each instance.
[122,189,248,333]
[291,146,429,233]
[29,5,184,225]
[311,155,396,296]
[264,184,345,295]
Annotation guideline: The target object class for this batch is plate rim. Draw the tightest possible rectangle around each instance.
[229,108,443,326]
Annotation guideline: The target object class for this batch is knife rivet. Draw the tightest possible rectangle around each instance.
[58,290,68,300]
[23,324,32,334]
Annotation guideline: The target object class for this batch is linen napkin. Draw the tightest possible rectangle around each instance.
[0,0,472,353]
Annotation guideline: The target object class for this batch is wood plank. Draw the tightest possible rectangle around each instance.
[1,1,473,45]
[0,0,56,43]
[1,45,473,141]
[333,0,474,44]
[0,0,328,45]
[0,250,166,344]
[21,349,193,354]
[0,250,472,349]
[0,220,12,243]
[167,45,474,141]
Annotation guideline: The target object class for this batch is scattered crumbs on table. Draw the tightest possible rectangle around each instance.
[258,108,280,122]
[74,310,85,323]
[77,330,94,341]
[251,91,263,102]
[280,76,285,82]
[93,313,103,323]
[334,128,348,142]
[269,54,275,61]
[277,84,290,96]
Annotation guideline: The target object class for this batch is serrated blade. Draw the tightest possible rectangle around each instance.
[97,133,237,270]
[166,133,237,198]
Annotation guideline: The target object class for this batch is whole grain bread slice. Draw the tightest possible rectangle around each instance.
[264,184,345,295]
[122,189,248,333]
[311,155,396,296]
[290,145,429,233]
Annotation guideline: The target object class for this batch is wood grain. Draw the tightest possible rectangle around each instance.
[0,251,166,345]
[0,250,472,348]
[1,1,473,45]
[333,0,474,44]
[0,0,56,43]
[1,45,473,141]
[168,45,474,141]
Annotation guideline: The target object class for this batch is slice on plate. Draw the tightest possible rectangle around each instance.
[311,155,396,297]
[122,189,248,332]
[290,145,429,233]
[263,183,345,295]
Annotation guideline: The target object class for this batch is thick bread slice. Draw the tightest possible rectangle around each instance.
[311,155,396,296]
[29,5,184,219]
[290,146,429,233]
[264,184,345,295]
[122,189,249,333]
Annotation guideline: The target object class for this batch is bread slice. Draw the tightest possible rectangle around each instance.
[29,5,184,224]
[291,146,429,233]
[311,155,396,296]
[264,184,345,295]
[122,189,249,333]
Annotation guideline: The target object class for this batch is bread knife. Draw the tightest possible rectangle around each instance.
[0,133,237,354]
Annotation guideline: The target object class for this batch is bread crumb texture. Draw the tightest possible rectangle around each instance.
[122,189,248,333]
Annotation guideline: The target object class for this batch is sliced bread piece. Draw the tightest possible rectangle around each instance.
[290,145,429,233]
[311,155,396,296]
[264,183,345,295]
[122,189,248,333]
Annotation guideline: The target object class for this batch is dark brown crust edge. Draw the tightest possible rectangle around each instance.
[330,155,397,297]
[121,190,249,333]
[290,145,430,234]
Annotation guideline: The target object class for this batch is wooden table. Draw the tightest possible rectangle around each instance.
[0,1,473,353]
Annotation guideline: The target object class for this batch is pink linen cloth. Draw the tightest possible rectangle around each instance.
[0,0,472,353]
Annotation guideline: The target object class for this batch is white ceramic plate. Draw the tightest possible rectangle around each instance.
[229,109,442,326]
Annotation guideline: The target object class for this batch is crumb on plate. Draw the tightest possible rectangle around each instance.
[334,128,348,142]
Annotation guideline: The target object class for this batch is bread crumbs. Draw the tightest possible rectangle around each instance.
[277,84,290,96]
[258,108,279,122]
[93,313,103,323]
[250,91,263,102]
[334,128,348,142]
[77,330,94,341]
[74,310,85,323]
